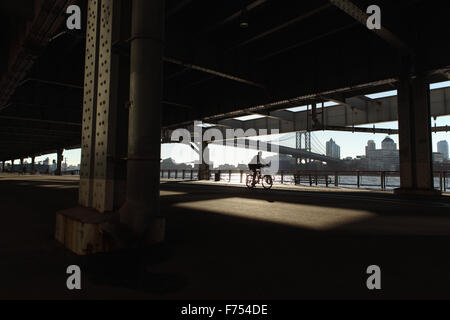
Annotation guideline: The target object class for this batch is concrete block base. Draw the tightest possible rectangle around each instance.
[55,207,114,255]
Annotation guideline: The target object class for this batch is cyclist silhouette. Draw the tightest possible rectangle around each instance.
[248,151,269,187]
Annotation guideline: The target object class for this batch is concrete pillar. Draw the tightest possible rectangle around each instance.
[56,149,63,176]
[11,160,14,172]
[31,156,35,174]
[198,140,210,180]
[119,0,165,243]
[395,73,438,195]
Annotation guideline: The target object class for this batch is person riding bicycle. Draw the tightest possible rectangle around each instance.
[248,151,269,187]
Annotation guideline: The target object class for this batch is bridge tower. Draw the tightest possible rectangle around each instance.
[295,131,311,164]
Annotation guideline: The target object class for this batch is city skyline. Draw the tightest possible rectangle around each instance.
[2,81,450,167]
[2,122,448,168]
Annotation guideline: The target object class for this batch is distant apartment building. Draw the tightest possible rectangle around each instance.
[437,140,449,160]
[326,139,341,159]
[365,137,399,171]
[365,140,376,154]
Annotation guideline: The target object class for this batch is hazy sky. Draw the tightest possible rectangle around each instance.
[6,81,450,166]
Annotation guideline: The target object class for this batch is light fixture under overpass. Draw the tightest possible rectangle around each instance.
[239,8,249,29]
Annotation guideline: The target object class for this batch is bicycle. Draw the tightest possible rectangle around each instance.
[246,164,273,190]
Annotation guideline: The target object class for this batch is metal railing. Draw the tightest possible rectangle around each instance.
[160,169,449,192]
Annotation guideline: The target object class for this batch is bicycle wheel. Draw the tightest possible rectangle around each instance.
[262,175,273,189]
[246,174,255,189]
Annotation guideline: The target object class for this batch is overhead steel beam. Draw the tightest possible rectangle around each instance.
[0,116,81,126]
[163,100,194,110]
[163,57,266,89]
[0,126,80,135]
[164,86,450,140]
[166,0,194,19]
[432,125,449,133]
[322,125,397,135]
[329,0,410,52]
[4,102,82,111]
[200,78,398,123]
[18,78,83,90]
[430,67,450,80]
[228,3,332,51]
[0,131,78,139]
[164,67,191,81]
[201,0,269,35]
[257,22,358,62]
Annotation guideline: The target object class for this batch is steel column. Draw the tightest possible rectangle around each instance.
[120,0,165,243]
[395,74,437,194]
[198,140,210,180]
[79,0,131,212]
[56,149,63,176]
[31,156,35,174]
[92,0,130,212]
[79,0,102,207]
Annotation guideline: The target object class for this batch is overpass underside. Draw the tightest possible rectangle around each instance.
[1,0,450,255]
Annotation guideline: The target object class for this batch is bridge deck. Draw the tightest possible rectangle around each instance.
[1,174,450,299]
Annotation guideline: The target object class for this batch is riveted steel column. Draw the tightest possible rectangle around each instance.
[92,0,130,213]
[120,0,165,242]
[79,0,131,212]
[79,0,101,207]
[92,0,115,212]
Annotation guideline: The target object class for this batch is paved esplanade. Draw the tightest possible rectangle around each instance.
[1,174,450,299]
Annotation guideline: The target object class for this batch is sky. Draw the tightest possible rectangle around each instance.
[5,81,450,166]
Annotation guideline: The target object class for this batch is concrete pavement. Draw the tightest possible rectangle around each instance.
[1,174,450,299]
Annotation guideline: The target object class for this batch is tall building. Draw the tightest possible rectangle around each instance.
[381,136,397,150]
[437,140,449,160]
[365,140,376,155]
[365,137,399,170]
[326,139,341,159]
